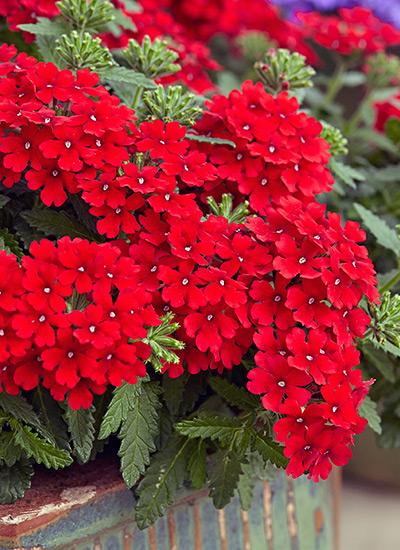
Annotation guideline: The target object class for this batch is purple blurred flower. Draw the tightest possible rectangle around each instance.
[271,0,400,28]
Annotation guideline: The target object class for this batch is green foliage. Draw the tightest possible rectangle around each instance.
[0,458,34,504]
[0,228,23,259]
[0,392,42,429]
[33,386,71,452]
[209,449,244,508]
[99,381,142,440]
[99,66,157,89]
[63,404,96,463]
[353,203,400,256]
[162,373,187,416]
[143,85,203,126]
[185,133,236,148]
[143,312,185,372]
[237,461,256,510]
[207,193,250,224]
[330,158,365,190]
[208,377,260,410]
[18,17,70,36]
[358,396,382,435]
[0,195,10,209]
[187,439,207,490]
[0,430,22,467]
[364,53,400,89]
[135,435,191,529]
[251,430,289,469]
[118,381,162,488]
[321,123,348,156]
[364,291,400,347]
[21,208,100,242]
[255,48,315,95]
[175,415,246,445]
[123,35,180,79]
[57,0,114,33]
[386,118,400,145]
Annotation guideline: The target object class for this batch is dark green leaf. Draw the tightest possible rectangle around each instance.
[118,381,162,489]
[32,386,70,452]
[185,133,236,148]
[63,405,95,463]
[237,463,255,511]
[99,381,142,440]
[0,393,42,430]
[0,228,23,259]
[251,431,288,469]
[0,458,34,504]
[353,203,400,256]
[0,195,10,209]
[18,17,70,36]
[99,66,156,89]
[162,373,187,416]
[187,439,207,490]
[13,422,73,469]
[330,158,365,189]
[209,449,243,509]
[21,208,100,241]
[135,435,191,529]
[0,431,22,467]
[358,396,382,435]
[208,377,260,410]
[155,406,175,450]
[175,415,244,445]
[179,371,208,415]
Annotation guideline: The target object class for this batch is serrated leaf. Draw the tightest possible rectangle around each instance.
[21,208,100,241]
[32,386,70,451]
[353,203,400,256]
[0,393,42,430]
[251,431,288,469]
[237,463,255,511]
[135,434,191,529]
[99,66,156,89]
[63,405,95,463]
[0,458,34,504]
[18,17,71,36]
[187,438,207,490]
[0,431,22,467]
[175,415,244,445]
[155,406,175,450]
[99,381,142,440]
[179,371,209,415]
[208,377,260,411]
[0,195,10,209]
[36,35,62,66]
[358,396,382,434]
[185,133,236,148]
[209,449,243,509]
[0,228,23,259]
[363,343,396,383]
[330,158,365,189]
[107,8,137,34]
[118,381,161,488]
[13,422,73,469]
[162,373,186,416]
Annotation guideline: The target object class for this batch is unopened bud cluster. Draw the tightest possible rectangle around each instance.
[321,123,349,156]
[123,36,181,79]
[143,312,185,372]
[56,31,115,71]
[143,85,203,126]
[254,48,315,95]
[363,52,400,89]
[364,291,400,347]
[56,0,114,33]
[207,194,250,224]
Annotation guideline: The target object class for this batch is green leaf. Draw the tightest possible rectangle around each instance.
[358,396,382,434]
[187,439,207,490]
[208,377,260,410]
[185,133,236,148]
[353,203,400,256]
[0,430,22,467]
[352,128,399,155]
[377,340,400,358]
[21,208,100,241]
[32,386,70,452]
[251,431,288,469]
[155,406,175,450]
[118,381,162,489]
[99,381,142,440]
[0,393,42,430]
[36,35,62,66]
[18,17,71,36]
[330,158,365,189]
[135,435,191,529]
[362,343,396,383]
[162,373,186,416]
[386,118,400,144]
[13,422,73,469]
[209,449,243,509]
[0,458,34,504]
[0,195,10,209]
[0,228,23,259]
[340,71,366,87]
[99,66,156,89]
[174,415,244,445]
[237,463,255,511]
[377,420,400,448]
[63,405,95,463]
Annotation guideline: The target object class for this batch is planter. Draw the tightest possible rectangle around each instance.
[0,457,339,550]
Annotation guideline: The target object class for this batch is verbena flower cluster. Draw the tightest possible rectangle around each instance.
[0,46,380,482]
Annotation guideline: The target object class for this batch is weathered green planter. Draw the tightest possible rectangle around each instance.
[0,457,339,550]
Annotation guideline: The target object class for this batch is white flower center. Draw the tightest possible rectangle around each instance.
[43,287,51,294]
[65,140,71,149]
[89,325,96,333]
[182,278,189,285]
[24,141,31,149]
[68,351,74,358]
[277,380,286,387]
[102,184,109,191]
[207,314,213,321]
[299,257,306,264]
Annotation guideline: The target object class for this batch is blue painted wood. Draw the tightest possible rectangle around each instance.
[0,464,337,550]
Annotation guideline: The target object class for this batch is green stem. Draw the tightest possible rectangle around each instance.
[131,86,143,110]
[320,61,346,110]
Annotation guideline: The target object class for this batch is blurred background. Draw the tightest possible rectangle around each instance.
[341,427,400,549]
